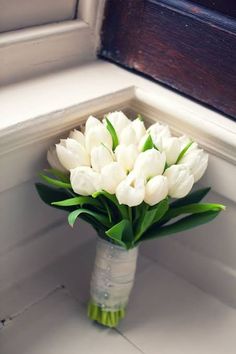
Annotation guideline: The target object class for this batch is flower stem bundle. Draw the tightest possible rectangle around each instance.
[36,111,225,327]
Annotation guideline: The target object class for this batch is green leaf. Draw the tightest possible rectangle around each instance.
[141,134,154,152]
[51,196,101,208]
[176,141,193,163]
[142,210,221,240]
[105,117,119,150]
[105,219,134,249]
[137,113,144,121]
[163,203,225,221]
[44,168,70,183]
[134,199,169,242]
[35,183,73,212]
[39,173,72,189]
[68,208,111,228]
[170,187,211,208]
[92,190,129,219]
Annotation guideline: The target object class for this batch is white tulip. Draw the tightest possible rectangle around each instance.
[115,144,139,172]
[147,122,171,150]
[119,118,146,145]
[131,118,146,141]
[69,129,85,146]
[178,148,208,182]
[101,162,126,194]
[91,144,114,172]
[104,111,130,138]
[163,137,182,165]
[178,135,195,150]
[47,146,67,172]
[116,171,145,207]
[70,166,101,196]
[56,138,90,170]
[85,124,112,153]
[144,175,169,206]
[134,148,166,180]
[85,115,102,134]
[164,165,194,198]
[119,124,137,145]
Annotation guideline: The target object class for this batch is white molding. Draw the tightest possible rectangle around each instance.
[0,21,95,86]
[0,1,106,85]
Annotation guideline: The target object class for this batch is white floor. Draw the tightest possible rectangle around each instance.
[1,239,236,354]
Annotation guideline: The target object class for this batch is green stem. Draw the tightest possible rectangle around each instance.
[87,301,126,328]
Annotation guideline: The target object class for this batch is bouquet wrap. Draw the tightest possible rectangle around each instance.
[88,238,138,327]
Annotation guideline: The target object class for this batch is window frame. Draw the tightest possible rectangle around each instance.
[0,0,106,86]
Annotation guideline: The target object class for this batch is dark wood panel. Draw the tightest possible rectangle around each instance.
[188,0,236,18]
[100,0,236,119]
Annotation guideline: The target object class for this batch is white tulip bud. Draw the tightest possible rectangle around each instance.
[56,138,90,170]
[147,122,171,150]
[91,144,114,172]
[120,118,146,145]
[104,111,130,138]
[163,137,182,165]
[134,149,166,180]
[47,146,67,172]
[119,124,137,145]
[179,148,208,182]
[69,129,85,146]
[164,165,194,198]
[85,124,112,153]
[115,144,139,172]
[144,175,168,206]
[70,166,101,196]
[101,162,126,194]
[85,115,102,134]
[116,171,145,207]
[131,118,146,141]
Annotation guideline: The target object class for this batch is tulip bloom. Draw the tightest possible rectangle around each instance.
[162,137,182,166]
[134,148,166,180]
[70,166,101,196]
[164,164,194,198]
[147,122,171,150]
[120,118,146,145]
[85,124,113,153]
[115,144,139,172]
[56,138,90,170]
[69,129,86,146]
[116,171,145,207]
[104,111,130,138]
[144,175,168,206]
[47,146,67,172]
[85,115,102,134]
[179,148,208,182]
[101,162,126,194]
[91,144,114,172]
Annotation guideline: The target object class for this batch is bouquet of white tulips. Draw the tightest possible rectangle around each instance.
[36,111,225,328]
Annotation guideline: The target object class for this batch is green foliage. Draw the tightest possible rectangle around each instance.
[106,219,134,249]
[105,117,119,150]
[142,210,221,241]
[36,172,225,249]
[176,141,193,163]
[39,172,72,189]
[141,134,154,152]
[134,199,169,242]
[68,208,111,228]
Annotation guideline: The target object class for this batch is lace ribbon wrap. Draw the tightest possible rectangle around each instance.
[90,238,138,312]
